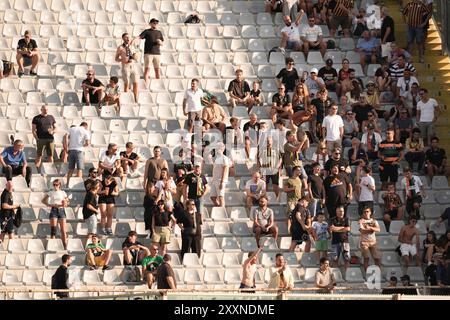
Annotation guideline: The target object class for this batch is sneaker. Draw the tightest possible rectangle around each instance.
[30,70,37,76]
[278,47,285,55]
[107,228,113,235]
[18,71,24,78]
[89,265,97,270]
[102,265,112,271]
[102,228,107,235]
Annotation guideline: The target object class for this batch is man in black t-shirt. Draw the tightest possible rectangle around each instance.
[137,18,164,84]
[270,84,292,122]
[323,165,352,218]
[16,30,39,77]
[120,142,142,177]
[276,57,299,92]
[380,8,395,61]
[228,69,251,108]
[81,69,104,106]
[156,254,177,292]
[32,105,56,168]
[83,180,100,234]
[0,181,19,242]
[183,164,209,214]
[311,88,332,136]
[122,231,150,265]
[51,254,72,298]
[324,147,351,176]
[330,206,350,269]
[425,136,449,180]
[307,162,325,217]
[318,59,338,92]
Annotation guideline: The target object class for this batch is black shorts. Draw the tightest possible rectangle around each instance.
[291,229,310,243]
[380,163,399,183]
[385,209,398,219]
[265,174,280,186]
[98,197,115,205]
[309,43,321,50]
[1,217,14,234]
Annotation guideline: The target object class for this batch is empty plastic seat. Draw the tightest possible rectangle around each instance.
[83,270,102,285]
[260,252,276,267]
[345,267,364,282]
[5,254,25,269]
[7,239,27,253]
[432,176,449,190]
[103,269,123,285]
[67,239,85,253]
[183,253,201,268]
[25,253,44,269]
[240,237,258,252]
[389,221,405,235]
[381,251,400,266]
[2,270,22,286]
[22,270,42,285]
[301,253,318,267]
[27,239,45,253]
[202,238,222,252]
[224,268,242,284]
[204,268,224,284]
[232,222,252,237]
[213,222,232,236]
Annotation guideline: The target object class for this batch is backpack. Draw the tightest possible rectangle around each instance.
[185,14,201,24]
[13,206,22,228]
[124,265,142,283]
[268,46,284,63]
[2,60,13,76]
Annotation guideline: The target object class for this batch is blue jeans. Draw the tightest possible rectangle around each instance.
[192,198,203,215]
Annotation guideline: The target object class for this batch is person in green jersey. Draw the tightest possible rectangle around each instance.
[141,245,164,288]
[85,233,112,271]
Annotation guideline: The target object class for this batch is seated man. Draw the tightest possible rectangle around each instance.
[0,139,32,187]
[270,84,292,123]
[245,171,267,210]
[16,30,39,77]
[141,245,164,289]
[85,234,112,270]
[404,128,425,172]
[120,142,142,177]
[227,69,251,108]
[81,69,104,107]
[99,143,125,183]
[425,136,449,180]
[300,15,326,57]
[122,231,149,265]
[280,16,302,52]
[356,30,381,68]
[265,0,286,13]
[252,196,278,248]
[100,76,121,112]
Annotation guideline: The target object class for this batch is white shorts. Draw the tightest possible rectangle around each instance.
[86,214,98,234]
[210,180,225,198]
[400,243,417,257]
[381,42,392,58]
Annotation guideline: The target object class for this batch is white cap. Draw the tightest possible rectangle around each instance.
[310,67,318,74]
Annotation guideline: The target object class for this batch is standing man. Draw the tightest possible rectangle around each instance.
[16,30,39,77]
[416,88,439,146]
[183,163,209,215]
[137,18,164,84]
[0,181,19,243]
[398,217,421,269]
[32,105,56,169]
[323,164,352,218]
[81,69,104,107]
[402,0,431,63]
[183,79,204,133]
[65,122,90,187]
[329,0,355,38]
[380,7,395,61]
[51,254,73,299]
[258,136,283,199]
[0,139,32,188]
[378,128,403,190]
[401,167,425,218]
[330,206,351,270]
[322,103,344,155]
[240,248,262,291]
[143,146,169,189]
[359,207,381,273]
[177,200,203,259]
[116,33,139,102]
[228,69,251,108]
[210,143,231,207]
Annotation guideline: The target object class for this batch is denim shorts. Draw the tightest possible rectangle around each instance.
[331,242,351,261]
[68,150,85,170]
[407,26,425,44]
[49,207,66,219]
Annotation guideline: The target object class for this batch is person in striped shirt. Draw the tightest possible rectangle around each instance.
[329,0,355,38]
[402,0,431,63]
[378,127,404,191]
[258,136,283,198]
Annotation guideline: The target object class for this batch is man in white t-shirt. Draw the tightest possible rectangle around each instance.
[210,142,232,207]
[183,78,204,133]
[300,15,326,57]
[245,171,267,209]
[396,69,419,100]
[321,103,344,155]
[305,68,325,98]
[358,166,376,216]
[99,143,124,181]
[416,88,439,146]
[280,16,301,52]
[65,122,91,186]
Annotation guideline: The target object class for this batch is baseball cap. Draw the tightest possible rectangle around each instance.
[150,18,159,24]
[326,58,333,65]
[310,67,318,74]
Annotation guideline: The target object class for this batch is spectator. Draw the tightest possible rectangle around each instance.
[356,30,381,67]
[311,211,329,259]
[342,110,359,148]
[336,59,352,97]
[401,167,425,218]
[423,231,437,265]
[375,63,393,93]
[99,143,125,185]
[173,148,194,202]
[271,84,293,123]
[323,164,352,218]
[380,7,396,61]
[329,0,354,38]
[284,166,304,212]
[307,162,325,217]
[85,233,112,270]
[289,196,312,252]
[396,70,419,102]
[279,16,302,52]
[313,0,328,24]
[330,206,351,270]
[51,254,72,299]
[378,128,403,190]
[321,103,344,154]
[404,128,425,172]
[246,81,264,113]
[42,179,70,249]
[81,69,104,108]
[16,30,39,77]
[324,147,351,176]
[291,84,310,116]
[362,81,381,116]
[0,181,19,242]
[395,108,414,144]
[201,96,226,134]
[253,196,278,248]
[357,166,376,216]
[388,42,412,65]
[122,231,150,266]
[311,88,332,138]
[318,59,338,92]
[143,183,157,239]
[82,180,100,234]
[389,55,417,87]
[100,76,121,112]
[315,257,337,293]
[382,182,404,232]
[416,88,439,146]
[141,245,163,289]
[183,78,204,133]
[240,248,262,291]
[183,163,209,215]
[305,68,326,98]
[143,146,169,189]
[290,0,308,22]
[348,138,369,167]
[228,69,251,108]
[210,143,231,207]
[301,15,326,57]
[359,207,381,272]
[266,0,286,13]
[84,167,101,192]
[152,199,176,256]
[276,57,300,92]
[156,254,177,292]
[155,170,176,210]
[258,136,283,198]
[0,139,32,187]
[361,110,381,134]
[399,217,421,268]
[32,105,56,168]
[245,171,267,210]
[137,18,164,83]
[98,174,119,235]
[225,117,244,149]
[176,200,202,259]
[403,0,431,63]
[361,123,382,162]
[120,142,142,178]
[116,33,139,102]
[425,136,449,180]
[268,253,294,290]
[65,122,90,187]
[351,96,374,128]
[0,59,3,78]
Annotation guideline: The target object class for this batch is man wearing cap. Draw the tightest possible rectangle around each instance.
[300,15,326,57]
[136,18,164,85]
[318,59,338,92]
[361,122,382,161]
[305,68,325,98]
[280,15,302,52]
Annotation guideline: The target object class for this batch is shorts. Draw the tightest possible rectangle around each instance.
[23,55,33,67]
[291,229,310,243]
[379,163,398,183]
[286,40,301,50]
[94,255,106,267]
[85,214,98,234]
[407,26,425,44]
[121,63,138,86]
[360,241,380,259]
[315,240,328,251]
[331,242,350,262]
[1,216,14,234]
[49,207,66,219]
[400,243,417,257]
[152,226,171,244]
[264,173,280,186]
[36,139,55,157]
[381,42,392,58]
[98,197,115,205]
[68,150,85,171]
[188,111,202,126]
[210,180,225,198]
[330,15,351,30]
[252,224,273,235]
[308,42,321,50]
[384,209,398,219]
[144,54,161,69]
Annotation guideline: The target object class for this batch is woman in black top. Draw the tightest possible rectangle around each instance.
[98,174,119,236]
[151,200,176,256]
[143,183,157,238]
[0,181,19,242]
[176,200,202,259]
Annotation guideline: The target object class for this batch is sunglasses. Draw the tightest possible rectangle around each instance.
[278,88,285,90]
[86,73,93,76]
[368,114,373,117]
